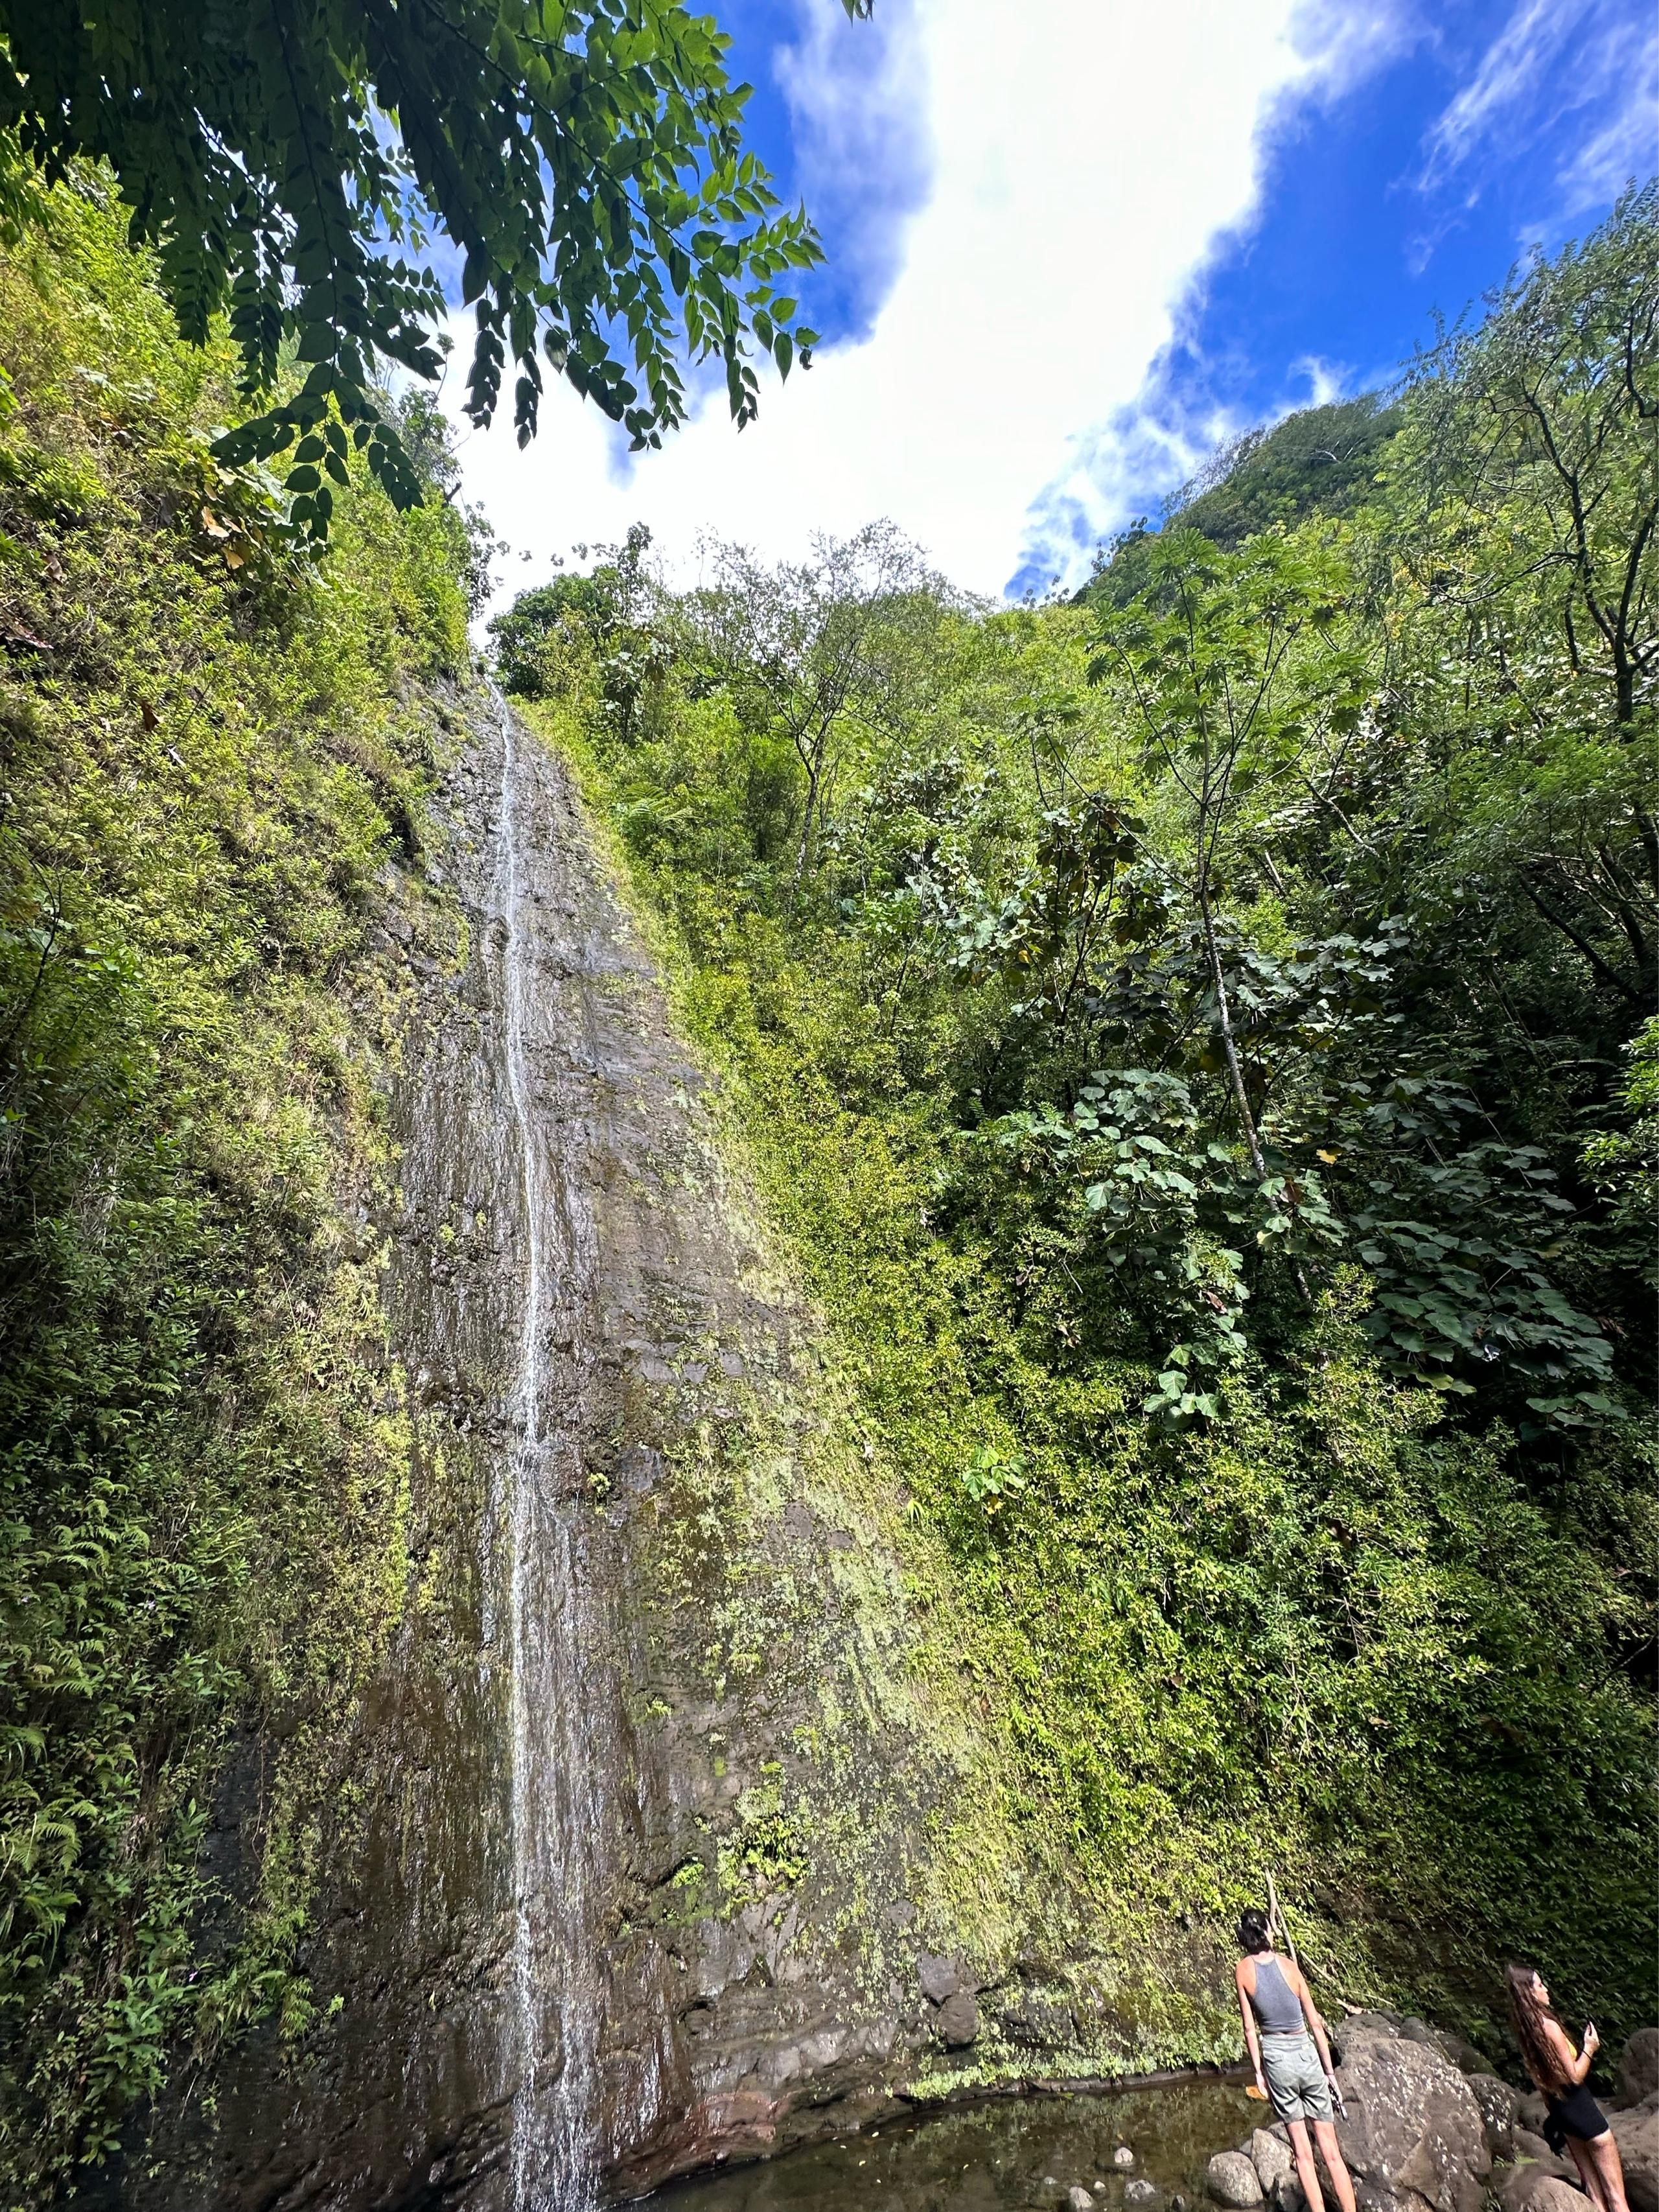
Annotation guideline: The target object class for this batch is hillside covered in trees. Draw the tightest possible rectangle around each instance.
[494,183,1657,2024]
[0,136,1654,2209]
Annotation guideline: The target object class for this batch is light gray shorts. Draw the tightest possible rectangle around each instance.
[1262,2031,1334,2123]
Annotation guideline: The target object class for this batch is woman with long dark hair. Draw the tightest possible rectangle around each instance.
[1235,1907,1356,2212]
[1504,1964,1630,2212]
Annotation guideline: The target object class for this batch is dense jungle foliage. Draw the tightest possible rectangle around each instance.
[499,187,1658,2042]
[0,183,477,2195]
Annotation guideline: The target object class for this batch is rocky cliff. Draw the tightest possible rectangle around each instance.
[132,682,1062,2210]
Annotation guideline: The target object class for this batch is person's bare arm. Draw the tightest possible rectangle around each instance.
[1548,2020,1597,2087]
[1288,1957,1341,2082]
[1236,1964,1267,2097]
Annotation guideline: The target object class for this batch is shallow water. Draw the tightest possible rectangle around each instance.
[656,2079,1259,2212]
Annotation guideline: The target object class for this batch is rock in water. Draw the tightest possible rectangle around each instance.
[1332,2016,1492,2212]
[1609,2101,1659,2212]
[1621,2031,1659,2108]
[1124,2182,1161,2206]
[936,1989,980,2047]
[1249,2128,1295,2194]
[1070,2186,1096,2210]
[1115,2145,1137,2167]
[1208,2151,1266,2206]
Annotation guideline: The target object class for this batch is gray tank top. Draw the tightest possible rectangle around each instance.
[1247,1955,1305,2034]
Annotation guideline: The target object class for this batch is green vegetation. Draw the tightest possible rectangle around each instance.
[502,189,1658,2043]
[1091,393,1404,605]
[0,182,474,2194]
[0,0,846,531]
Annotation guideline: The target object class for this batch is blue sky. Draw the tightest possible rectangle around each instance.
[448,0,1657,604]
[1008,0,1658,590]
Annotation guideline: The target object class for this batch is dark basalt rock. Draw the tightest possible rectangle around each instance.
[122,688,1018,2209]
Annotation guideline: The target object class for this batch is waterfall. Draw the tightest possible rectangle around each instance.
[494,694,604,2212]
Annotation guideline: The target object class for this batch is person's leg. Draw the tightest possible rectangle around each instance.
[1288,2119,1327,2212]
[1566,2135,1609,2210]
[1310,2121,1356,2212]
[1580,2132,1630,2212]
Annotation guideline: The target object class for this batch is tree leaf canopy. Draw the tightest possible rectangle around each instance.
[0,0,852,533]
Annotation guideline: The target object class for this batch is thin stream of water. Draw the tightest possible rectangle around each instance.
[496,697,602,2212]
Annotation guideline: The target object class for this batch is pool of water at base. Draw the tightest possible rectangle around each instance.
[653,2077,1260,2212]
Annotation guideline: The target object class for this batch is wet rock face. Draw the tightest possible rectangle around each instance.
[132,691,981,2208]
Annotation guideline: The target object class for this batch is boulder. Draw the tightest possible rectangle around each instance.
[1331,2016,1492,2212]
[1518,2094,1550,2134]
[1397,2017,1489,2079]
[1125,2183,1161,2206]
[1208,2152,1266,2207]
[1466,2075,1520,2158]
[1069,2187,1095,2211]
[1513,2130,1574,2178]
[936,1989,979,2048]
[1115,2147,1138,2169]
[1251,2130,1297,2195]
[1621,2033,1659,2110]
[1497,2178,1588,2212]
[1444,2040,1491,2079]
[918,1953,960,2004]
[1609,2101,1659,2212]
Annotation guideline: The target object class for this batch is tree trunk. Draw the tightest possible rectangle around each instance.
[1198,889,1268,1180]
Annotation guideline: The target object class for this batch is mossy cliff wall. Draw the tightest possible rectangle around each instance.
[133,681,1247,2209]
[1,183,1240,2212]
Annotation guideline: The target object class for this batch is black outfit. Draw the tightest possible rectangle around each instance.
[1542,2082,1610,2152]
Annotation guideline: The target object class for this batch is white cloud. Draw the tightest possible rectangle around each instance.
[1419,0,1586,189]
[1417,0,1654,224]
[771,0,934,340]
[450,0,1336,605]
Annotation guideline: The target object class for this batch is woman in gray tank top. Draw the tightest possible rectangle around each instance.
[1235,1908,1357,2212]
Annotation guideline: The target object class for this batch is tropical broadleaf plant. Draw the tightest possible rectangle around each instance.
[0,0,855,535]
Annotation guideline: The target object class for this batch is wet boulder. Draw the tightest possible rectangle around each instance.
[1250,2128,1296,2195]
[1000,1990,1076,2048]
[1331,2015,1492,2212]
[935,1988,979,2048]
[1208,2151,1266,2206]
